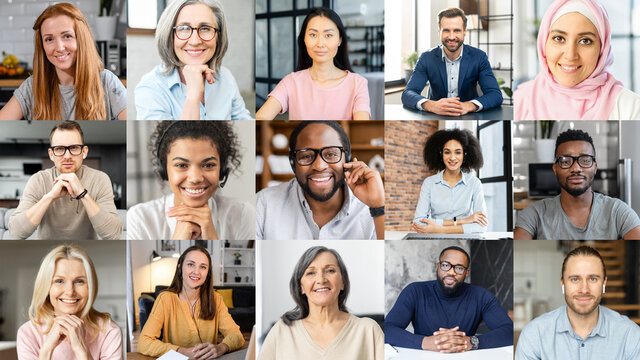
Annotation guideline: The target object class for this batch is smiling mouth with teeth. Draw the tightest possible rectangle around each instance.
[59,298,80,304]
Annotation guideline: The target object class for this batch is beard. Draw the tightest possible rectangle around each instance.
[560,174,594,197]
[565,292,601,316]
[442,38,463,53]
[437,274,463,296]
[297,170,345,202]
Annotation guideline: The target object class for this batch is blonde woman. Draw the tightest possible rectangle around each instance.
[0,3,126,120]
[16,245,122,360]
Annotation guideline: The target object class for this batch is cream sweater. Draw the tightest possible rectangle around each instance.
[258,315,384,360]
[8,165,122,240]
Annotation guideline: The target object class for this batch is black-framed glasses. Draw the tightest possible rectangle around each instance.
[555,155,596,169]
[49,144,84,156]
[173,25,219,41]
[293,146,344,166]
[438,261,468,274]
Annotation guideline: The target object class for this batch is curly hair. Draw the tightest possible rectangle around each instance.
[555,129,595,158]
[149,121,241,185]
[423,128,483,173]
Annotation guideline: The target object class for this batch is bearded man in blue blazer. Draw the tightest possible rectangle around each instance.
[402,7,503,116]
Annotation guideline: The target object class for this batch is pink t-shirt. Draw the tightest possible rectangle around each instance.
[269,69,370,120]
[17,318,122,360]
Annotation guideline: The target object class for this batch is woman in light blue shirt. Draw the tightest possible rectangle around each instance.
[134,0,251,120]
[412,128,487,234]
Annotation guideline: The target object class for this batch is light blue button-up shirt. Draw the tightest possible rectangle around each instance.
[516,305,640,360]
[256,178,375,240]
[134,65,252,120]
[417,45,483,112]
[412,170,487,233]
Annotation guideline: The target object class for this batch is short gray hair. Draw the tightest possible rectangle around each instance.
[282,246,350,325]
[156,0,228,75]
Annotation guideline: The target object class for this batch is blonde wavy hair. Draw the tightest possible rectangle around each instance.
[29,245,110,338]
[32,2,106,120]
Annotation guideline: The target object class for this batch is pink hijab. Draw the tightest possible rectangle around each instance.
[515,0,622,120]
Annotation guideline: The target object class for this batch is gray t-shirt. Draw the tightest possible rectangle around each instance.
[14,69,126,120]
[516,192,640,239]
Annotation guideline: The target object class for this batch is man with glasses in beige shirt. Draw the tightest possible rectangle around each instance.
[8,121,122,240]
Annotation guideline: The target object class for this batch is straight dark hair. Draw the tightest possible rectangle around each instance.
[165,245,216,320]
[282,246,350,325]
[296,7,353,72]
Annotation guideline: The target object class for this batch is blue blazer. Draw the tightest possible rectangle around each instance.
[401,45,503,111]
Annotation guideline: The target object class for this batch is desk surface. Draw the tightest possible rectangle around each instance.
[386,345,513,360]
[385,104,513,120]
[127,349,247,360]
[385,231,513,240]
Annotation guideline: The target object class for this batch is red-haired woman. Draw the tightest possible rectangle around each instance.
[0,2,126,120]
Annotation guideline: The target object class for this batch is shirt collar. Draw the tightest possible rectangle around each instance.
[166,67,182,90]
[557,305,607,338]
[440,44,464,63]
[294,179,352,220]
[434,170,469,186]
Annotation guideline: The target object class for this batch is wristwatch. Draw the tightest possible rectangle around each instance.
[369,206,384,218]
[470,335,479,350]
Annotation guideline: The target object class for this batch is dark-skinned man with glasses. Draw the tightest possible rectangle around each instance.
[9,121,122,240]
[515,129,640,240]
[385,246,513,353]
[256,121,384,240]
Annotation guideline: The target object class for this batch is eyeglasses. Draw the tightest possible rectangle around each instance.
[173,25,219,41]
[555,155,596,169]
[293,146,344,166]
[49,144,84,156]
[438,261,468,275]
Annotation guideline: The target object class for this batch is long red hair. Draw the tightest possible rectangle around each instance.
[32,3,106,120]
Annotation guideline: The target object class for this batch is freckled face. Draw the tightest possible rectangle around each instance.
[545,12,600,87]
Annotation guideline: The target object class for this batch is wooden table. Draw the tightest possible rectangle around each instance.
[128,348,248,360]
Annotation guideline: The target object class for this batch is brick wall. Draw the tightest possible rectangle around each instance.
[385,120,438,231]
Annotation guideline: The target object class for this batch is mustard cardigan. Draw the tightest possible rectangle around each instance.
[138,290,244,357]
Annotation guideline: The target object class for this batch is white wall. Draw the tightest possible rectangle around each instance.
[0,240,125,354]
[258,240,384,338]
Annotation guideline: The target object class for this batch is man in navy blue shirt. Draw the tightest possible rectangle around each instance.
[385,246,513,353]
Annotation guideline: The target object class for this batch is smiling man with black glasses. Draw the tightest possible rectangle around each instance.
[8,121,122,240]
[515,129,640,240]
[385,246,513,353]
[256,120,385,240]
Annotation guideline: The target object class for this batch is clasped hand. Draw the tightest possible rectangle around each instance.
[422,326,471,353]
[167,203,218,240]
[183,65,215,99]
[343,157,384,208]
[179,342,228,360]
[48,173,85,200]
[42,315,91,359]
[424,98,478,116]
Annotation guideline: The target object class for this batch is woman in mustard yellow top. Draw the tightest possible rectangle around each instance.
[138,245,244,359]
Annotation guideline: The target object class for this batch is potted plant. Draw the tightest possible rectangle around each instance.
[403,51,419,84]
[496,78,513,98]
[233,252,242,265]
[535,121,556,163]
[234,271,241,283]
[95,0,117,40]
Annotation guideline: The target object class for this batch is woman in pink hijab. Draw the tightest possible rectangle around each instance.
[515,0,640,120]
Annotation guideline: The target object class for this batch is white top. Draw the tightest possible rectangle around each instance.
[127,193,255,240]
[610,88,640,120]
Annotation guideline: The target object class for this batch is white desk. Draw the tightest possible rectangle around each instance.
[385,231,513,240]
[385,344,513,360]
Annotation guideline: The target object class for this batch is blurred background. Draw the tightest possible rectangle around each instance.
[0,240,126,360]
[0,0,128,114]
[127,0,255,119]
[514,0,640,95]
[255,0,384,119]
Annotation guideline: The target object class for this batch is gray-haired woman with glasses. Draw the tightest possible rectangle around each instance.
[134,0,251,120]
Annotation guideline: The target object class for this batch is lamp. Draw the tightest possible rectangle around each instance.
[152,250,161,262]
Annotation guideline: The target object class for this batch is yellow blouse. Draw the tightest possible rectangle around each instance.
[138,290,244,357]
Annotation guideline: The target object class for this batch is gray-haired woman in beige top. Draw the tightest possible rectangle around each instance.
[258,246,384,360]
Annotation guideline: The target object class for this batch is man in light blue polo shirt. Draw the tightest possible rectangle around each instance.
[516,246,640,359]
